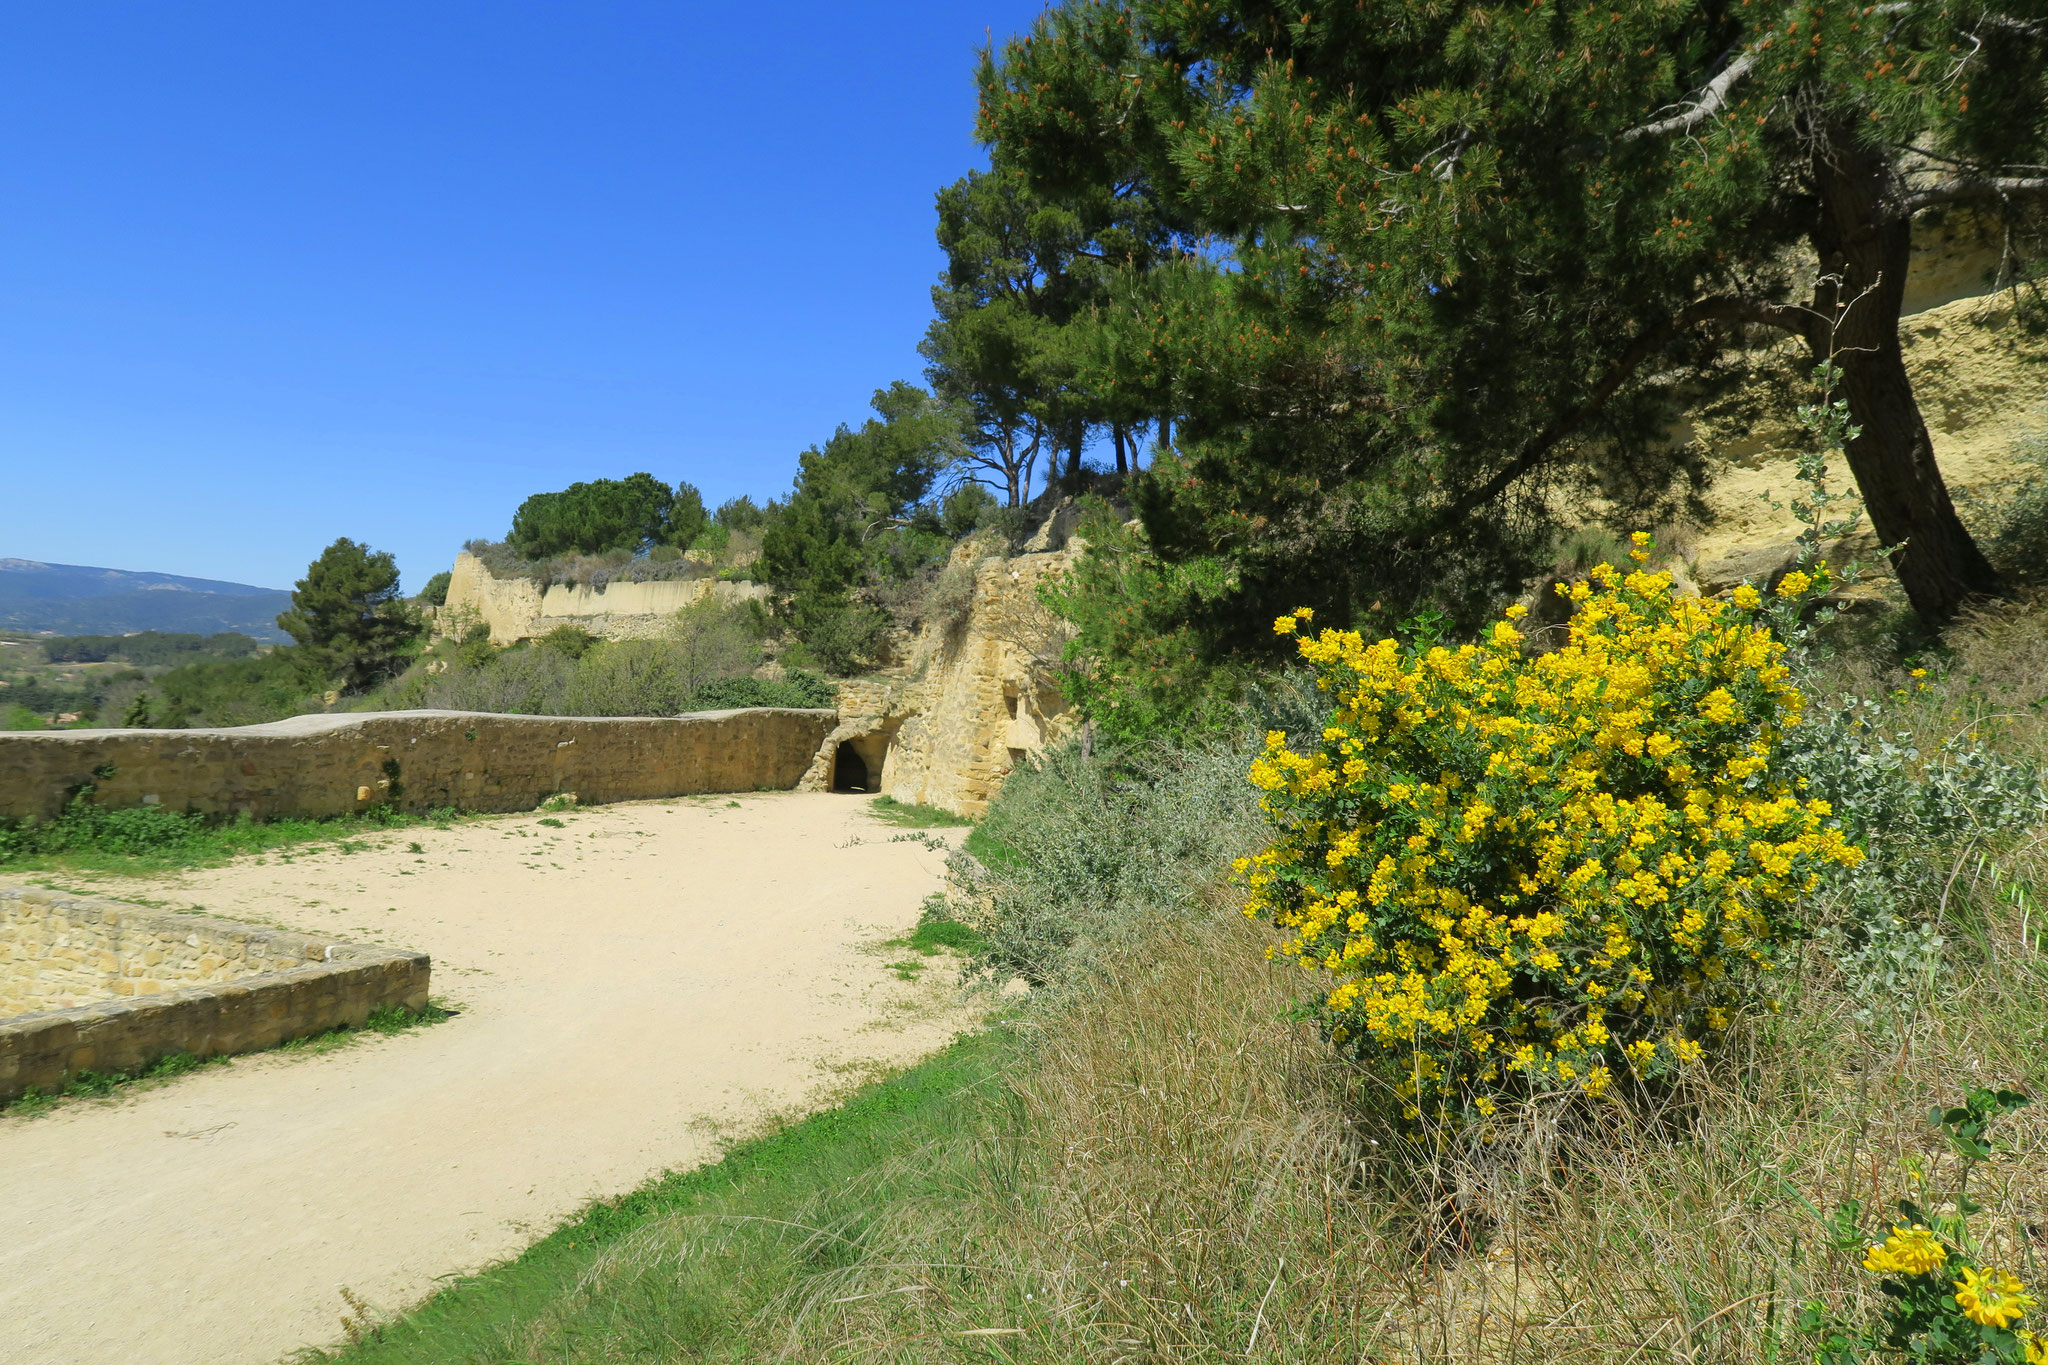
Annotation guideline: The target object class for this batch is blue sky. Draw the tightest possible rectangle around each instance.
[0,3,1051,592]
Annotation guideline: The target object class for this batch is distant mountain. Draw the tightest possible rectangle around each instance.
[0,559,292,640]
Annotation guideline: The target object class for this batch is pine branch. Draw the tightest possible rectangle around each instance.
[1901,175,2048,214]
[1616,52,1756,144]
[1396,294,1812,550]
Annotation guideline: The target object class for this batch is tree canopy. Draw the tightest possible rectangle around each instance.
[507,473,710,558]
[758,382,971,672]
[977,0,2048,687]
[275,537,419,691]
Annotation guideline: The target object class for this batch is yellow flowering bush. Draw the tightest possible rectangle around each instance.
[1240,536,1864,1118]
[1807,1089,2041,1363]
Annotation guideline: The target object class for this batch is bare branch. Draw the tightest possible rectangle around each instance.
[1902,175,2048,213]
[1617,52,1755,144]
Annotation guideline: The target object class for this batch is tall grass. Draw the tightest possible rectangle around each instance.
[319,601,2048,1363]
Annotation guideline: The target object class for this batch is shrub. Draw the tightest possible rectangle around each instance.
[535,625,598,660]
[1991,430,2048,585]
[1243,539,1866,1120]
[415,571,452,607]
[687,669,836,710]
[952,736,1263,987]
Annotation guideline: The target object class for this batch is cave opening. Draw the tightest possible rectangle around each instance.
[832,745,870,793]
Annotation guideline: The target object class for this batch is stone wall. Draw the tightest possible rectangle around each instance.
[800,525,1080,818]
[0,887,430,1104]
[443,552,771,645]
[2,893,325,1016]
[0,707,835,825]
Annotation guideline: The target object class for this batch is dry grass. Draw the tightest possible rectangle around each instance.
[331,602,2048,1364]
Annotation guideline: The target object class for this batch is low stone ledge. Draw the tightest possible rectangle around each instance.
[0,888,430,1105]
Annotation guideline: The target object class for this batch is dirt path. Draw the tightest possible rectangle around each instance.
[0,793,973,1365]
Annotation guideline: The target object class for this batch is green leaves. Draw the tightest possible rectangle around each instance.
[506,472,690,558]
[275,537,419,693]
[1934,1087,2031,1164]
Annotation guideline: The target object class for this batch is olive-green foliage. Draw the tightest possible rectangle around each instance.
[712,495,768,533]
[410,601,813,716]
[954,730,1264,987]
[1992,432,2048,585]
[127,648,328,728]
[1041,499,1255,745]
[686,671,836,710]
[667,481,710,553]
[0,796,464,873]
[535,625,599,661]
[758,382,970,674]
[275,538,420,692]
[40,631,260,666]
[414,571,452,607]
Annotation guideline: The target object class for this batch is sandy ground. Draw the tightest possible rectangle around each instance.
[0,792,976,1365]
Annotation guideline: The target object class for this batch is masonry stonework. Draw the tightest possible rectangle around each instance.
[0,707,835,825]
[0,887,430,1104]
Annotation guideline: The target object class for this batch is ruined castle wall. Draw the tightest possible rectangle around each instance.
[443,552,769,645]
[0,708,835,825]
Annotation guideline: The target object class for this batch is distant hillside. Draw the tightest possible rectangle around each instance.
[0,559,291,640]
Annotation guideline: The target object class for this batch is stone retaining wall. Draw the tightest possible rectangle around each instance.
[0,887,430,1104]
[0,707,836,825]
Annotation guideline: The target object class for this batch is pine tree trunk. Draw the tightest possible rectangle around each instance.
[1809,123,2004,623]
[1113,424,1128,474]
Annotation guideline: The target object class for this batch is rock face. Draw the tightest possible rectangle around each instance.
[441,552,771,645]
[800,532,1080,818]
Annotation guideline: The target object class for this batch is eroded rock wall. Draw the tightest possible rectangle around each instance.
[800,537,1078,818]
[442,552,770,645]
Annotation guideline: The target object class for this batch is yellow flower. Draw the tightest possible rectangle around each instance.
[1731,583,1762,610]
[1863,1224,1946,1276]
[1955,1265,2036,1329]
[1274,614,1299,635]
[2019,1329,2048,1364]
[1775,570,1813,599]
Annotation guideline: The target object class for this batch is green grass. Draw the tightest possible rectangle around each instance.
[0,803,475,877]
[1,1002,454,1119]
[878,895,986,980]
[307,1025,1007,1362]
[865,795,974,829]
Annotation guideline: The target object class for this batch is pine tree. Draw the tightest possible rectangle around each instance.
[275,538,419,692]
[981,0,2048,625]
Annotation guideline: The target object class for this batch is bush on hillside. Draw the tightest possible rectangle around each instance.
[130,650,328,728]
[1245,540,1866,1121]
[952,737,1264,987]
[688,671,836,710]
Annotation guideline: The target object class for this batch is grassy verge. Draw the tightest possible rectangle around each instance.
[878,893,986,980]
[307,1024,1008,1362]
[0,804,477,878]
[865,795,974,829]
[1,1001,455,1119]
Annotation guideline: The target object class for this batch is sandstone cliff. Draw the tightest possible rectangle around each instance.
[439,551,770,645]
[799,528,1079,817]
